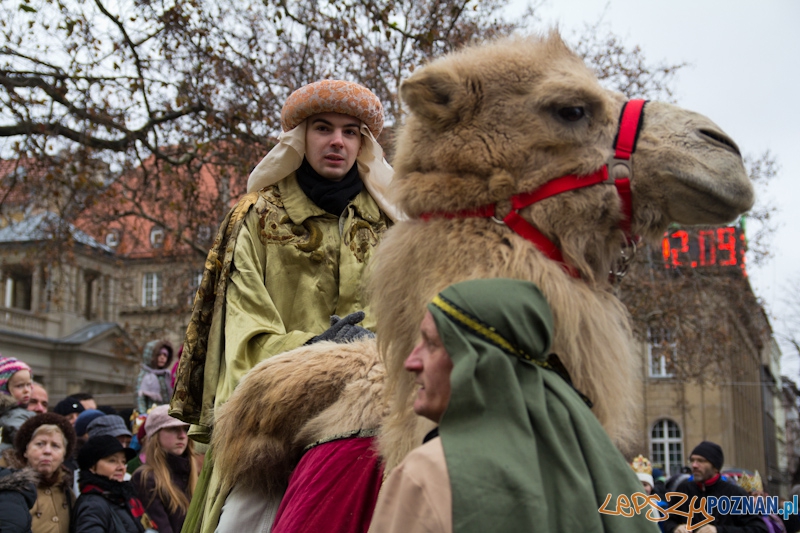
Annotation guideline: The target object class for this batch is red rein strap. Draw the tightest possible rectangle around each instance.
[420,99,647,278]
[612,99,646,237]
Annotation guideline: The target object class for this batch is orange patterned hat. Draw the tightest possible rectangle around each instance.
[281,80,384,138]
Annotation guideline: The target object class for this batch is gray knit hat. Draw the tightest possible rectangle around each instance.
[86,415,132,439]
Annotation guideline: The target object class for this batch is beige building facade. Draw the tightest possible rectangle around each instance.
[627,227,791,495]
[0,213,200,404]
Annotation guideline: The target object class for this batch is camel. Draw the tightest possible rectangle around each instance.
[212,31,754,507]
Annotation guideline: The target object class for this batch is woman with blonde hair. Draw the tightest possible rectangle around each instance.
[132,405,197,533]
[0,413,76,533]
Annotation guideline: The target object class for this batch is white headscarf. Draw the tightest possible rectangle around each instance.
[246,122,403,222]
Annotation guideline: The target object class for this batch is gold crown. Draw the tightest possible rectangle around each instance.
[631,455,653,476]
[739,471,763,494]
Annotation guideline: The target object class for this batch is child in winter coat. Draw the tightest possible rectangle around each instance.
[0,356,35,452]
[72,435,154,533]
[131,405,197,533]
[135,341,174,414]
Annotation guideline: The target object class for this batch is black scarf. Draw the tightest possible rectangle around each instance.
[79,469,138,503]
[295,157,363,216]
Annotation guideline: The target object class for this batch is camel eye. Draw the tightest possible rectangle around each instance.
[558,106,586,122]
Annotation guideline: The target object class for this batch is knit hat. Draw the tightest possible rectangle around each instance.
[652,467,665,482]
[14,412,77,460]
[77,435,136,471]
[691,441,724,471]
[144,404,188,435]
[53,397,84,417]
[0,356,32,395]
[281,80,384,138]
[74,409,106,437]
[87,415,132,439]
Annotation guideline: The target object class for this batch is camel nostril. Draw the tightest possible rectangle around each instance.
[699,129,741,156]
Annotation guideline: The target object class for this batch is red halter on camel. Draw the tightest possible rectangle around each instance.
[421,99,647,279]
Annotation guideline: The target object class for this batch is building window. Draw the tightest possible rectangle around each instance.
[187,270,203,306]
[142,272,162,307]
[105,231,119,248]
[651,419,683,477]
[84,271,99,320]
[4,269,33,310]
[648,327,676,378]
[197,225,212,243]
[150,227,165,248]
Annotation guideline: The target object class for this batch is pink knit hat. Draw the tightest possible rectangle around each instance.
[0,356,32,395]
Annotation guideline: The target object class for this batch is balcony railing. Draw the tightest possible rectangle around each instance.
[0,306,47,336]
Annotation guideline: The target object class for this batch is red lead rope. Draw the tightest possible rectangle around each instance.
[420,99,647,278]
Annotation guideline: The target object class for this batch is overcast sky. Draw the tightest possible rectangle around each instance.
[504,0,800,378]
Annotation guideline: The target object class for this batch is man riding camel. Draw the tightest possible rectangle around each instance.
[171,79,398,533]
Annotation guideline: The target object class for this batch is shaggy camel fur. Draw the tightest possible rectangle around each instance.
[213,32,754,491]
[213,340,387,496]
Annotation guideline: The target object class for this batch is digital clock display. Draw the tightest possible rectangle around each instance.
[661,226,747,275]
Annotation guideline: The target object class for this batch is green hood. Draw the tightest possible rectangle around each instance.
[429,278,657,533]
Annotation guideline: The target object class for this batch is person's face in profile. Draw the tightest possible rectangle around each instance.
[405,311,453,423]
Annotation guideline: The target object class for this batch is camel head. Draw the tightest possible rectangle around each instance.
[392,32,754,278]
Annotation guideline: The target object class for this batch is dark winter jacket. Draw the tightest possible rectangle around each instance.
[135,341,174,414]
[71,470,148,533]
[0,395,35,453]
[1,449,75,533]
[0,466,38,533]
[131,452,191,533]
[664,475,770,533]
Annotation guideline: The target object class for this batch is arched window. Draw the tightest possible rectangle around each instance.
[650,419,683,477]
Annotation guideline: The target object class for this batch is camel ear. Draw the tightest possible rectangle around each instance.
[401,69,470,128]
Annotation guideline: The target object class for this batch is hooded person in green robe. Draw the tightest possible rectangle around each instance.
[369,278,660,533]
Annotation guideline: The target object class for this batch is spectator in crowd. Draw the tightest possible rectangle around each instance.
[786,485,800,533]
[74,411,106,442]
[53,398,84,426]
[132,405,197,533]
[170,345,183,391]
[72,435,154,533]
[135,341,174,415]
[0,356,35,452]
[28,382,49,414]
[87,415,133,448]
[0,465,38,533]
[652,467,668,499]
[72,411,125,496]
[631,455,655,495]
[664,441,767,532]
[0,413,76,533]
[740,471,786,533]
[369,279,655,533]
[0,356,33,406]
[69,394,97,412]
[127,414,148,475]
[666,466,692,493]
